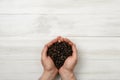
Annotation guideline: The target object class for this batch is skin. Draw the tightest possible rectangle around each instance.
[40,37,59,80]
[40,36,77,80]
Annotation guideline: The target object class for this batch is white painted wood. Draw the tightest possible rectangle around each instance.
[0,15,120,37]
[0,0,120,36]
[0,0,120,14]
[0,37,120,80]
[0,0,120,80]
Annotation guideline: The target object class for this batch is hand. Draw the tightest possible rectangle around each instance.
[59,37,77,80]
[40,37,60,80]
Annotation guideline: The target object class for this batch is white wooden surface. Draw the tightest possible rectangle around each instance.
[0,0,120,80]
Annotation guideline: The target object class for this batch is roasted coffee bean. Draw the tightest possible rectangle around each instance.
[47,41,73,69]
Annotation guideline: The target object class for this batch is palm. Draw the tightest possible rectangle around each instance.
[60,54,77,71]
[42,56,57,71]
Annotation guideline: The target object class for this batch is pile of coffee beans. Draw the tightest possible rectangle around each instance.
[47,41,73,69]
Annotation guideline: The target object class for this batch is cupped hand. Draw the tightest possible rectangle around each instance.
[40,36,77,80]
[40,37,60,80]
[59,37,78,80]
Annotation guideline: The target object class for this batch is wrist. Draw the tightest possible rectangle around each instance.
[40,69,58,80]
[59,68,76,80]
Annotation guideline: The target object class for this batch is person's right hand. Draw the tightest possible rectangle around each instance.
[40,37,59,80]
[58,37,78,80]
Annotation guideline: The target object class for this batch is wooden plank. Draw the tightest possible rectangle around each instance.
[0,0,120,14]
[0,37,120,80]
[0,15,120,37]
[0,57,120,73]
[0,0,120,80]
[0,60,120,80]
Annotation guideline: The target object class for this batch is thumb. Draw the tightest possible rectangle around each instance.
[41,45,48,60]
[72,44,77,60]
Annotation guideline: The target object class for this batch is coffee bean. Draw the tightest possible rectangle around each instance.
[47,41,73,69]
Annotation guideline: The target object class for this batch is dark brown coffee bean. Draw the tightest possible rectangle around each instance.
[47,41,73,69]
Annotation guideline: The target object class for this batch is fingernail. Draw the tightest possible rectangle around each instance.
[58,40,61,42]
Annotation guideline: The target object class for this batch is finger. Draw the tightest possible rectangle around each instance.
[72,44,77,59]
[47,37,58,47]
[57,36,62,39]
[41,44,48,59]
[63,38,77,59]
[63,38,73,46]
[58,36,64,42]
[47,36,64,47]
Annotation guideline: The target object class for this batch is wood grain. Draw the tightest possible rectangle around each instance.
[0,15,120,37]
[0,37,120,80]
[0,0,120,14]
[0,0,120,80]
